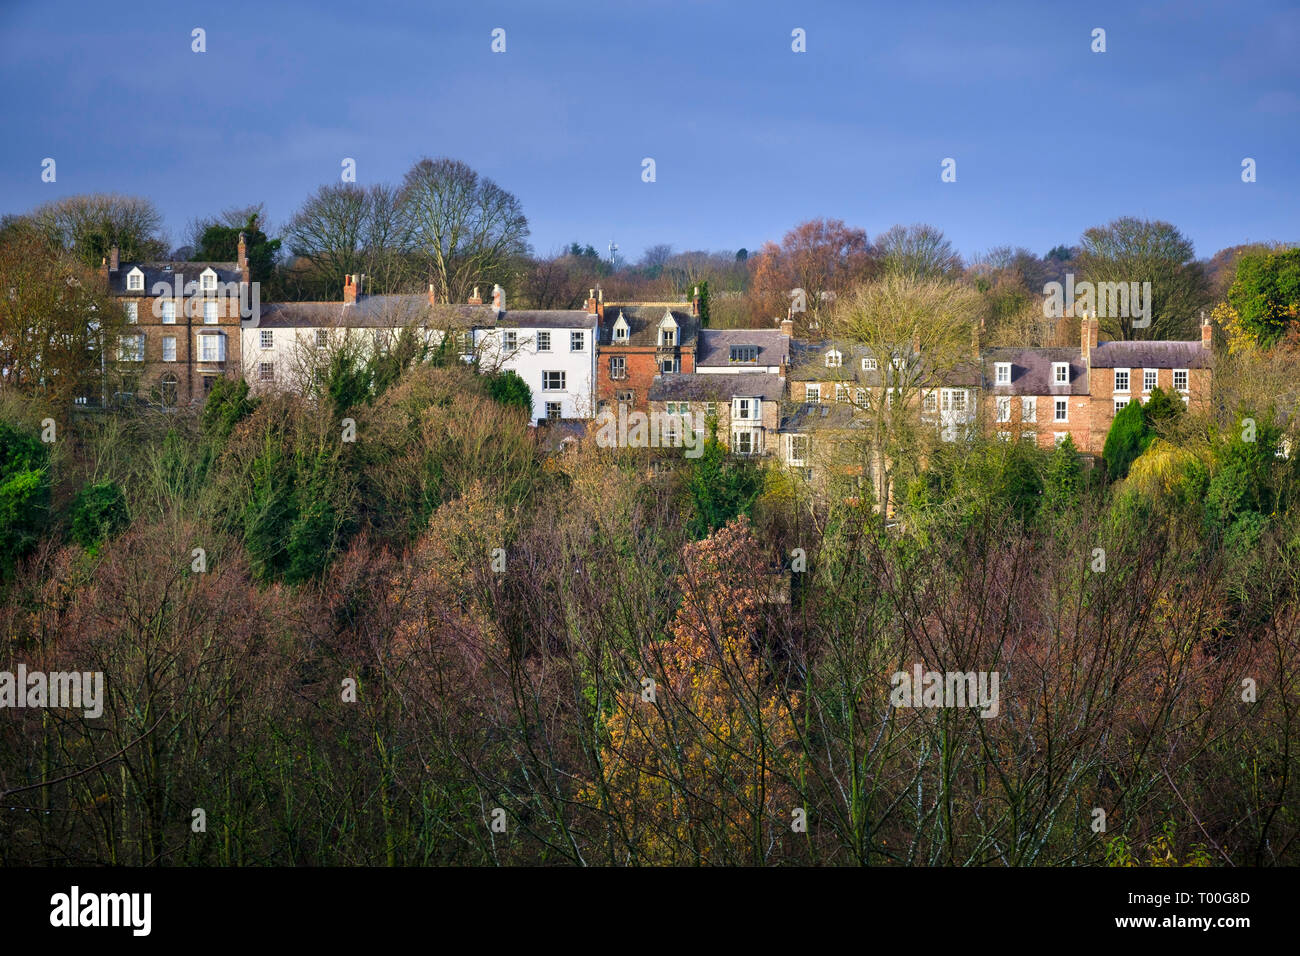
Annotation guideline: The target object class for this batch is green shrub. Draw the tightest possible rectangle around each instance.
[0,421,51,576]
[69,481,130,549]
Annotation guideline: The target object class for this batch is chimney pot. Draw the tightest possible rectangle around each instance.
[109,246,119,272]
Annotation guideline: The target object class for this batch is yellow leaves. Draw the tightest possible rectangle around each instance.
[1212,301,1255,355]
[579,517,799,863]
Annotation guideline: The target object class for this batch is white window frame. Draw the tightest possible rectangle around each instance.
[125,301,138,324]
[162,301,176,325]
[995,396,1012,423]
[260,330,273,349]
[1113,368,1130,394]
[1052,362,1069,385]
[1021,396,1036,422]
[1115,398,1129,414]
[204,300,219,325]
[542,370,566,391]
[162,335,176,362]
[804,384,821,404]
[732,397,757,420]
[825,349,842,368]
[1143,369,1157,392]
[1054,398,1068,423]
[502,330,518,351]
[198,332,226,363]
[610,356,627,380]
[862,357,877,371]
[788,434,810,466]
[994,362,1011,386]
[835,383,850,403]
[1173,369,1189,392]
[545,401,562,420]
[570,330,585,351]
[536,330,551,352]
[731,430,758,456]
[258,362,274,382]
[126,268,144,291]
[1054,432,1068,446]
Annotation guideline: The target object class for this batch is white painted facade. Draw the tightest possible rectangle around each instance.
[474,315,598,422]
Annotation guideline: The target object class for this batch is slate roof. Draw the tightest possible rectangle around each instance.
[110,262,242,295]
[779,402,870,432]
[494,310,598,330]
[696,329,791,368]
[648,372,785,403]
[600,306,699,347]
[982,347,1089,395]
[254,297,594,331]
[788,340,884,384]
[1088,340,1212,369]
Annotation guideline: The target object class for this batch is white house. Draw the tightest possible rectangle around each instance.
[473,288,598,422]
[242,278,598,424]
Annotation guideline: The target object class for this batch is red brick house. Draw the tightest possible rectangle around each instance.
[981,314,1214,453]
[596,292,701,415]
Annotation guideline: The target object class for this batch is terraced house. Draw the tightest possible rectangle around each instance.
[595,293,700,415]
[101,235,251,406]
[980,314,1213,453]
[647,371,784,456]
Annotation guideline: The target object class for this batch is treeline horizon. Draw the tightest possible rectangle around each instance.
[5,157,1296,345]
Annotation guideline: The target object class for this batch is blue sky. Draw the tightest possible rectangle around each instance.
[2,0,1296,263]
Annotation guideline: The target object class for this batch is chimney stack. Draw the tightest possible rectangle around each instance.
[237,232,250,284]
[584,288,597,315]
[468,285,483,306]
[1081,311,1098,367]
[344,273,361,304]
[778,316,793,337]
[109,246,119,273]
[691,285,701,318]
[1201,311,1213,350]
[428,283,438,307]
[597,286,604,319]
[492,283,505,315]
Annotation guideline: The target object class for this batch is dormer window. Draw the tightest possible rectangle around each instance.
[1052,362,1069,385]
[200,268,218,292]
[825,349,842,368]
[862,357,877,371]
[995,362,1011,385]
[612,312,629,342]
[658,312,678,347]
[730,345,759,364]
[126,268,144,292]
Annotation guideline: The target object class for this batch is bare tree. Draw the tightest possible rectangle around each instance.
[398,158,530,304]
